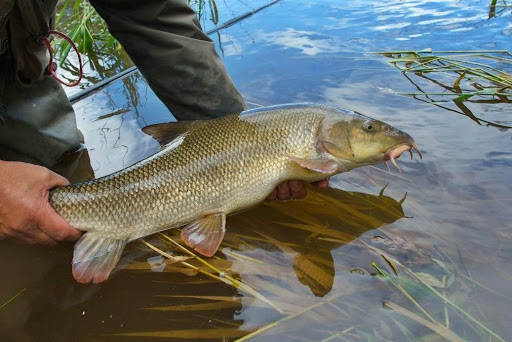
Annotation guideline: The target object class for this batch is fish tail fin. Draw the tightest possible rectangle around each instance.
[72,232,127,284]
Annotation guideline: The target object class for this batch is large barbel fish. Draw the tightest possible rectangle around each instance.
[49,104,421,283]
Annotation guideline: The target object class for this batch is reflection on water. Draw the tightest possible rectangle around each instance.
[2,0,512,341]
[63,72,170,179]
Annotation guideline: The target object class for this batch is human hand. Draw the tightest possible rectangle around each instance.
[267,179,329,201]
[0,161,82,245]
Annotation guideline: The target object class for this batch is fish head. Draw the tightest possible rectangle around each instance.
[317,109,421,172]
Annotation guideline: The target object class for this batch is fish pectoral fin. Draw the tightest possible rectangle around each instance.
[142,120,197,146]
[181,213,226,257]
[72,232,128,284]
[289,156,338,174]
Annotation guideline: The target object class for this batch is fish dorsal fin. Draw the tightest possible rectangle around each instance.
[72,232,128,284]
[289,156,338,174]
[181,213,226,257]
[142,120,197,146]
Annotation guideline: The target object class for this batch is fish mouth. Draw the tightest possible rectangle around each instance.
[383,142,422,173]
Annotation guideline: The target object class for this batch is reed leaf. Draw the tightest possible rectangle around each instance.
[0,288,26,310]
[384,301,465,342]
[112,327,247,338]
[145,235,284,314]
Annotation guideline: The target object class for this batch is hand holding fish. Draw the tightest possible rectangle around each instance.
[0,161,82,245]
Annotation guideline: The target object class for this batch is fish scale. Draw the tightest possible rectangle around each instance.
[49,103,419,283]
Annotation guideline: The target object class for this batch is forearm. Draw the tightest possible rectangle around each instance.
[89,0,247,120]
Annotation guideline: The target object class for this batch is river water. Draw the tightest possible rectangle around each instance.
[1,1,511,341]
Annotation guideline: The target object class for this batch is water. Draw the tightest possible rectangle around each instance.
[1,0,511,341]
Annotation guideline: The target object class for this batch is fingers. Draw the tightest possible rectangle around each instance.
[40,169,81,241]
[0,161,77,246]
[267,179,330,201]
[38,203,82,242]
[266,188,278,201]
[45,168,71,188]
[289,180,307,199]
[276,181,292,200]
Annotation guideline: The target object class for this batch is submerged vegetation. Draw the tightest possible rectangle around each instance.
[377,49,512,129]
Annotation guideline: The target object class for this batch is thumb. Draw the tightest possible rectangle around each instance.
[46,169,71,189]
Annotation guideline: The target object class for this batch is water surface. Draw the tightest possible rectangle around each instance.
[1,1,511,341]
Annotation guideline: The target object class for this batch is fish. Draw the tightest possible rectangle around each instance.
[49,103,421,284]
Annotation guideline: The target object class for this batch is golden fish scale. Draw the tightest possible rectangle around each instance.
[50,107,324,240]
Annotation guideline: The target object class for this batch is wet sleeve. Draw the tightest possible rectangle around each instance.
[88,0,247,120]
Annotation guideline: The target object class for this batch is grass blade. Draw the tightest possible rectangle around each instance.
[0,288,26,310]
[384,301,465,342]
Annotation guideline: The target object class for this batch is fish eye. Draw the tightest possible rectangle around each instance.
[363,120,374,132]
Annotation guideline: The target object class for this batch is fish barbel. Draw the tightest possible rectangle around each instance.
[49,104,421,283]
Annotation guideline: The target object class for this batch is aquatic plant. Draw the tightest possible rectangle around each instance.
[52,0,222,88]
[488,0,511,19]
[55,0,117,61]
[377,49,512,129]
[0,288,26,310]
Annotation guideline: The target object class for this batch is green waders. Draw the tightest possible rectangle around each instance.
[0,0,247,169]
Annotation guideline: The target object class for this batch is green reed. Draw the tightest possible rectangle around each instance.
[55,0,116,62]
[0,288,26,310]
[376,49,512,128]
[376,49,511,100]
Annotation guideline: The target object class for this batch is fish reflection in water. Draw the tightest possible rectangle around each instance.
[122,185,407,300]
[224,185,406,298]
[11,182,407,342]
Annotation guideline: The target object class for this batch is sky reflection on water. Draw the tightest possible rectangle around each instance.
[1,0,512,341]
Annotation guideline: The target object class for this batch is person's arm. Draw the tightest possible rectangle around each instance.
[0,160,82,244]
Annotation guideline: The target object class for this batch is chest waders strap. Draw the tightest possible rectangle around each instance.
[42,30,83,87]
